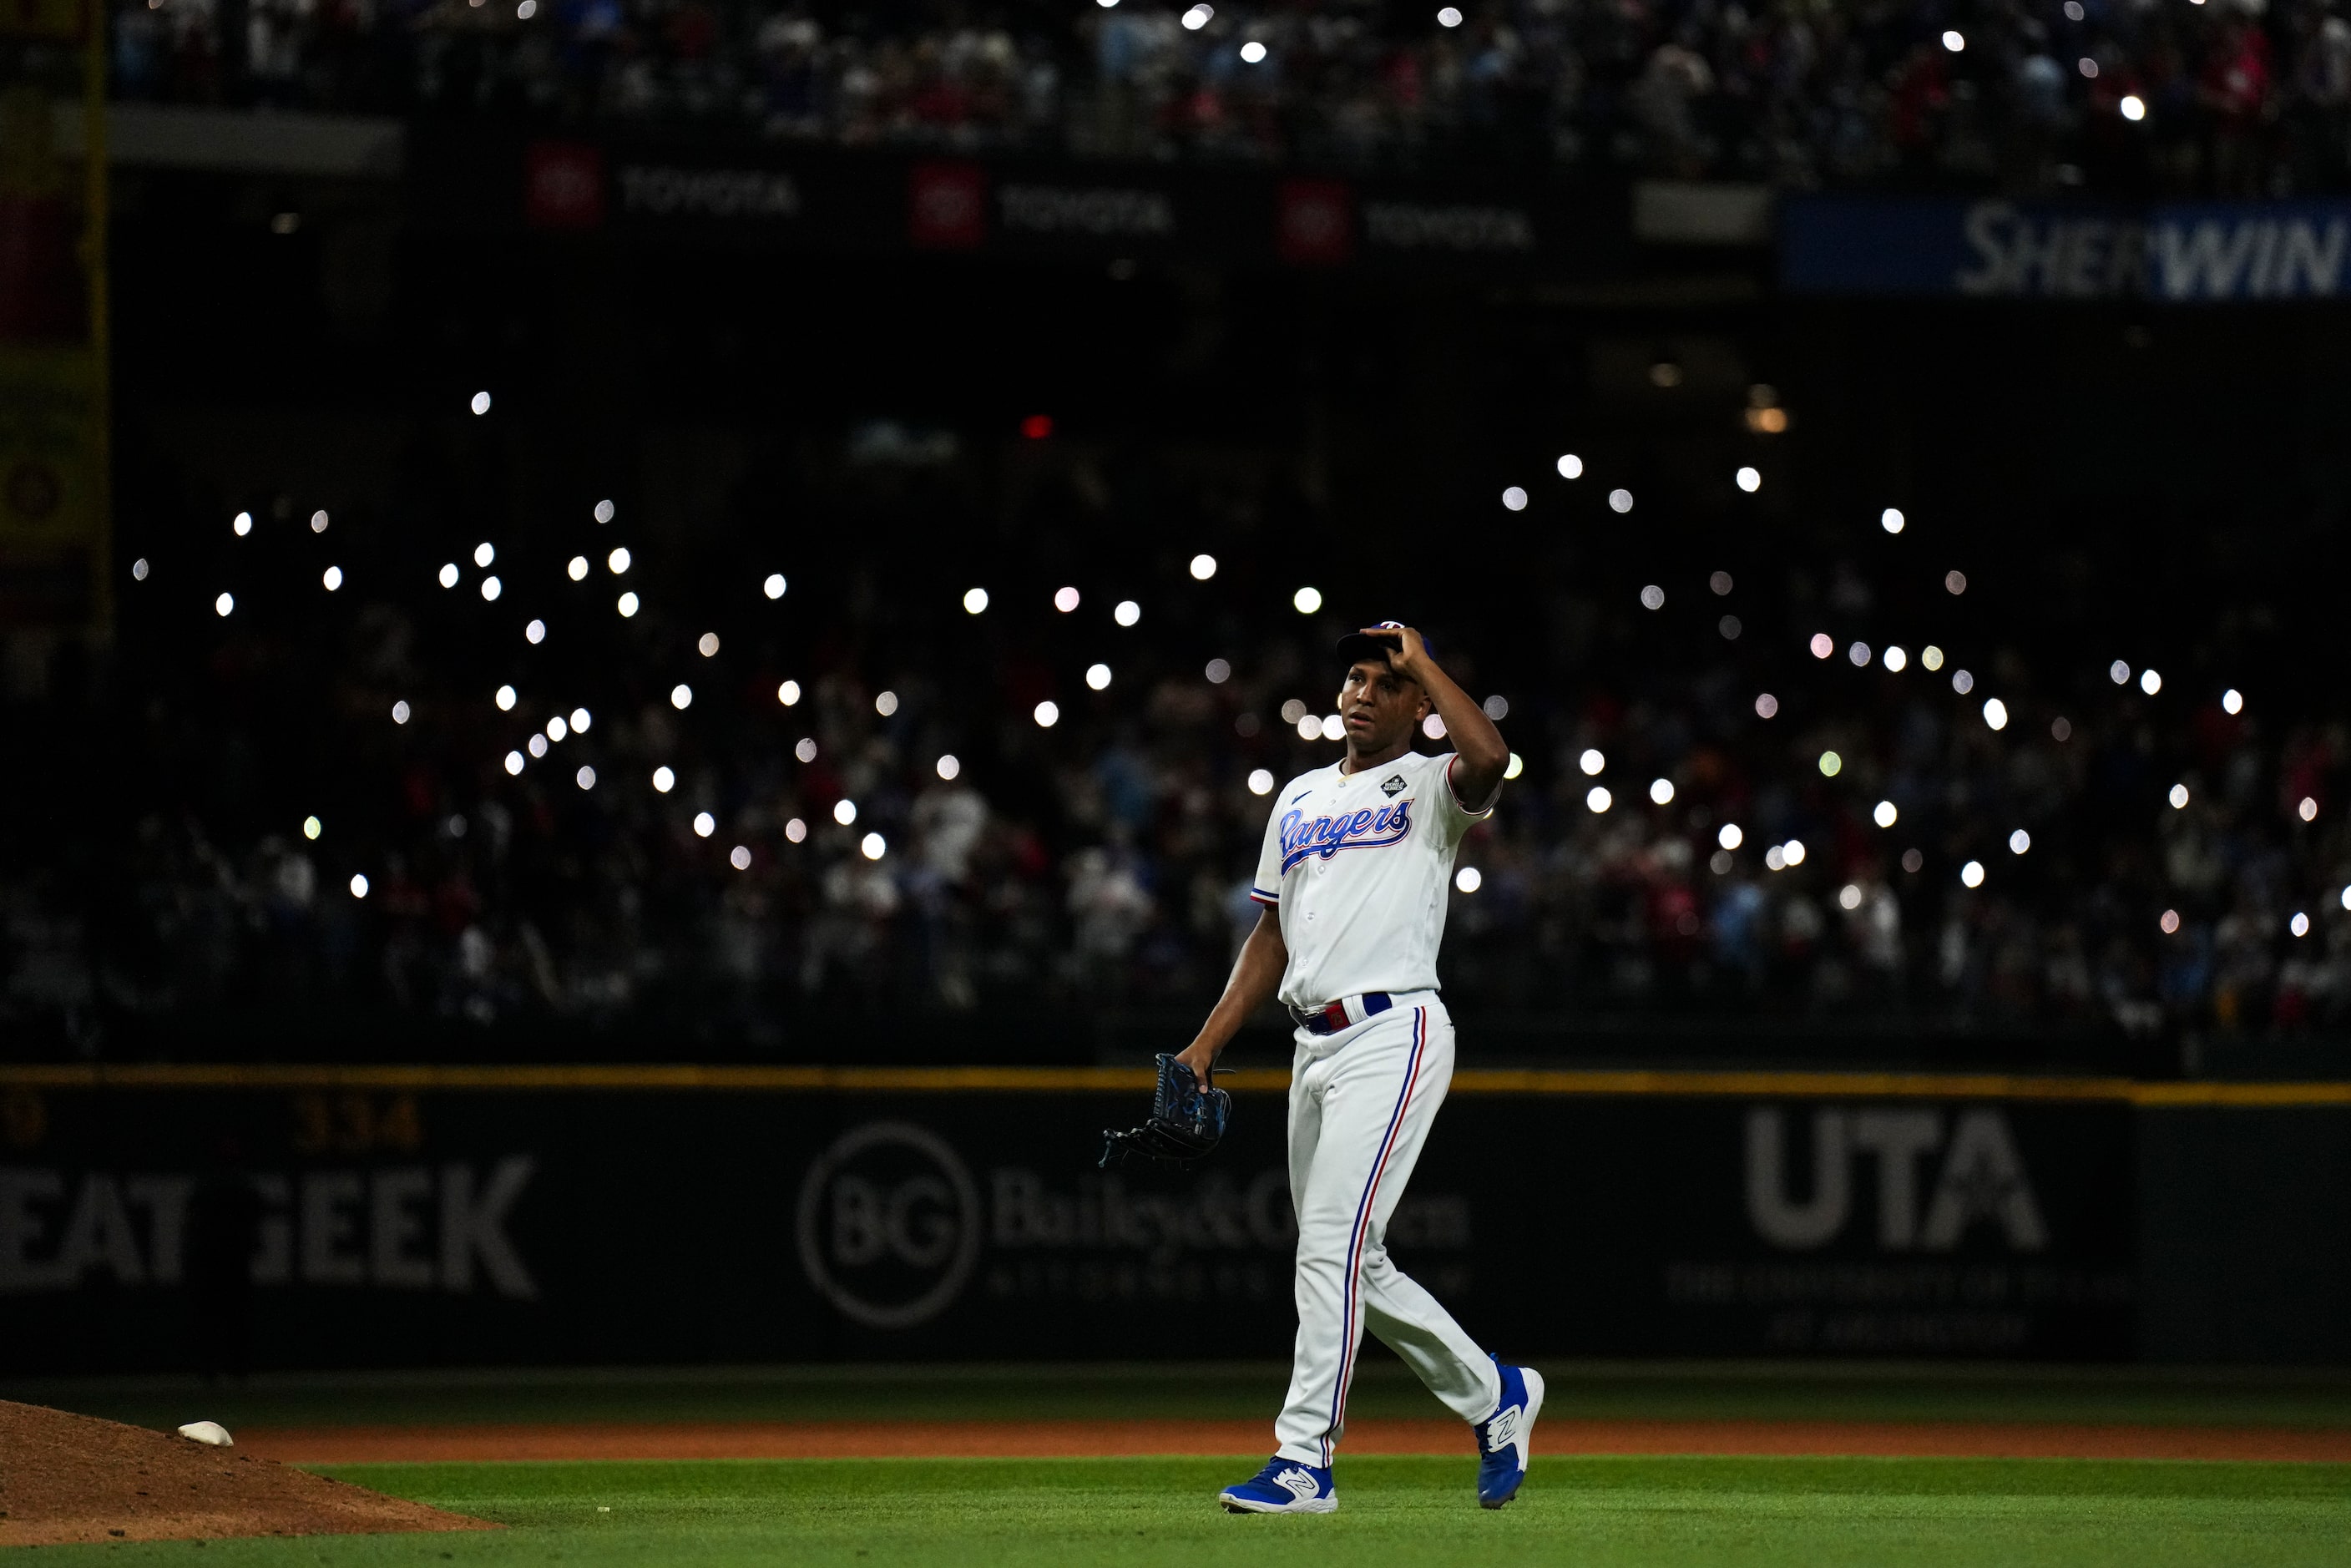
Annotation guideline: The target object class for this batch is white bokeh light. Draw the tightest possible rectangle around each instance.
[1874,800,1898,828]
[765,574,786,599]
[1586,786,1612,813]
[1736,467,1760,493]
[1054,585,1081,613]
[1454,866,1482,893]
[1649,777,1675,805]
[670,684,692,710]
[1960,859,1985,888]
[1115,599,1141,627]
[1718,824,1743,850]
[1983,697,2009,731]
[1556,453,1583,479]
[1190,554,1218,580]
[777,680,802,706]
[694,812,715,837]
[652,766,675,792]
[834,798,858,826]
[937,754,961,781]
[1882,507,1906,534]
[1086,664,1112,690]
[1247,768,1274,796]
[861,832,887,861]
[1502,486,1529,511]
[1035,701,1060,727]
[1294,586,1323,615]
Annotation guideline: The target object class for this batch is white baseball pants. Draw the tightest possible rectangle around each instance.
[1272,994,1501,1467]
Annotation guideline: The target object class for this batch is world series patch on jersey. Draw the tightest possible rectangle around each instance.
[1250,749,1494,1011]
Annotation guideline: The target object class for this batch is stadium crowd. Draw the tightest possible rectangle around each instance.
[5,455,2347,1065]
[106,0,2351,194]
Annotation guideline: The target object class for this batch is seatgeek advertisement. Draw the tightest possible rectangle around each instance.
[0,1073,2133,1373]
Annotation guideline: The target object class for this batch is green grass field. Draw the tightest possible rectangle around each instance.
[18,1454,2351,1567]
[13,1365,2351,1566]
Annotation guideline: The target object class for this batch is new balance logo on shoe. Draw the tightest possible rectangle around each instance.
[1274,1467,1321,1500]
[1483,1407,1523,1453]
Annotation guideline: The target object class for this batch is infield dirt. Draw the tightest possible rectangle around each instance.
[0,1400,498,1548]
[235,1417,2351,1464]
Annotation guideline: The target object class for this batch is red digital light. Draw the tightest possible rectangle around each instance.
[1021,415,1053,440]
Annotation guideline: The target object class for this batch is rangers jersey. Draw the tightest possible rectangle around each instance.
[1249,748,1494,1010]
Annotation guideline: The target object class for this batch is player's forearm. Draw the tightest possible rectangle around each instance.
[1186,913,1287,1062]
[1403,650,1508,794]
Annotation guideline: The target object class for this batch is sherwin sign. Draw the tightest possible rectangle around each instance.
[1782,196,2351,301]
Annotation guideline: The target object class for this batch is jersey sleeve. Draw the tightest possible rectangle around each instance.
[1432,751,1497,848]
[1249,795,1287,906]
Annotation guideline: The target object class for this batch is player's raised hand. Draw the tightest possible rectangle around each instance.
[1358,623,1430,674]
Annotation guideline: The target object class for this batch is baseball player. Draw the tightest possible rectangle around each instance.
[1175,621,1542,1515]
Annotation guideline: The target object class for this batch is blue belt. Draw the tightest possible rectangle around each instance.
[1290,992,1394,1036]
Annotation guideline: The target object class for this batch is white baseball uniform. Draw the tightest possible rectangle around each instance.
[1248,746,1502,1467]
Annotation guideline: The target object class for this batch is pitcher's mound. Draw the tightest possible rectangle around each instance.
[0,1400,498,1547]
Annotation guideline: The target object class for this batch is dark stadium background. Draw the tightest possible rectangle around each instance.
[9,0,2351,1373]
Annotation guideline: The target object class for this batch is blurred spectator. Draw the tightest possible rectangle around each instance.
[97,0,2351,197]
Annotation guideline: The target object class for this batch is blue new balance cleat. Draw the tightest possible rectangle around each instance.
[1218,1457,1337,1515]
[1474,1358,1545,1509]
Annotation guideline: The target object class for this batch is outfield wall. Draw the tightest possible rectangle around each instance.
[0,1065,2343,1373]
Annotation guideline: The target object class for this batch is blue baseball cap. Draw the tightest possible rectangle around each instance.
[1334,621,1426,668]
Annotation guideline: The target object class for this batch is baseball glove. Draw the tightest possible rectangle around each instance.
[1099,1054,1231,1169]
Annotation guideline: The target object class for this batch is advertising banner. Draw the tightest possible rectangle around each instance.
[406,132,1623,277]
[1782,195,2351,302]
[0,51,107,630]
[0,1072,2133,1373]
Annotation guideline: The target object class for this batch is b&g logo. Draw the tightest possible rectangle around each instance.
[795,1121,980,1329]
